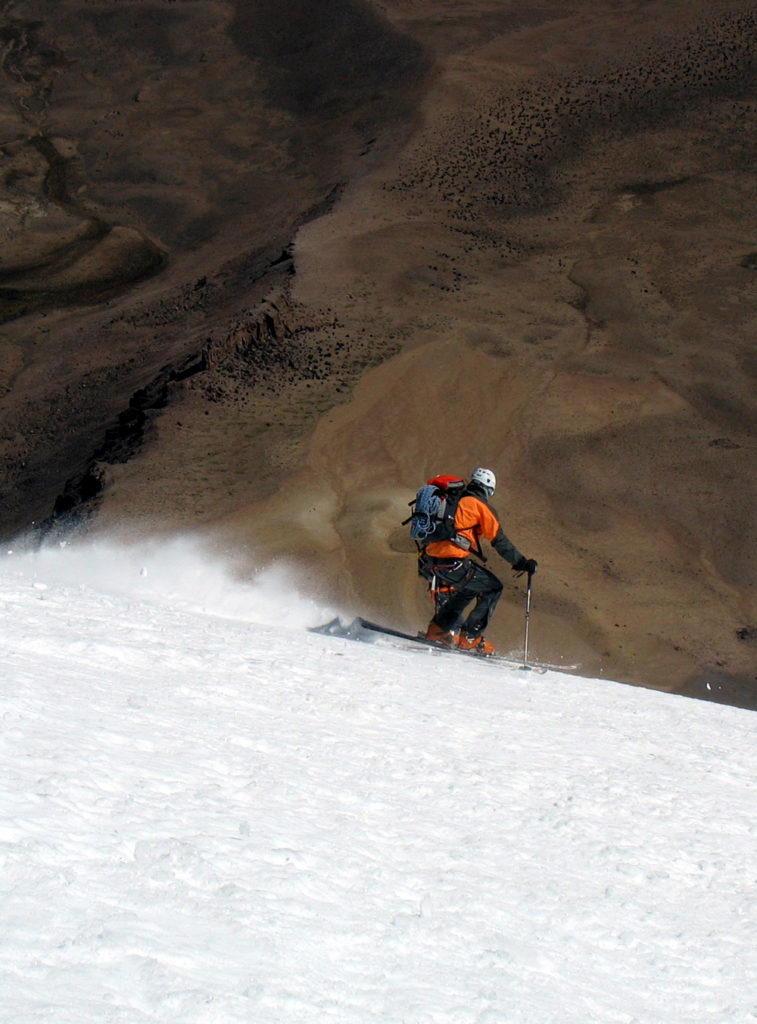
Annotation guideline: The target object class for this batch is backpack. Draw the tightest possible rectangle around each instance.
[404,475,468,547]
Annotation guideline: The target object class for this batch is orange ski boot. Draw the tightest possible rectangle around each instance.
[425,621,456,648]
[456,634,495,656]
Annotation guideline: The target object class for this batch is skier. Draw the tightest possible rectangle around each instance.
[421,467,537,655]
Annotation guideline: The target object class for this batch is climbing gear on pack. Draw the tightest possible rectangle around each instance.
[405,476,485,563]
[404,475,467,546]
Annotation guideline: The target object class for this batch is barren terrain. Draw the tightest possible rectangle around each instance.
[1,0,756,706]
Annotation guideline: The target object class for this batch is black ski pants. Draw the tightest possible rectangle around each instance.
[427,558,503,638]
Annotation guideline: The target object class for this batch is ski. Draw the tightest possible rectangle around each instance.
[310,616,556,674]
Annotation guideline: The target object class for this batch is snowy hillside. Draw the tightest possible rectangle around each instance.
[1,538,755,1024]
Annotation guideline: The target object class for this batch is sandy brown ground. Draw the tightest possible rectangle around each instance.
[2,1,756,706]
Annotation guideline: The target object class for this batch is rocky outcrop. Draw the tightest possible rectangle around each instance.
[36,273,378,534]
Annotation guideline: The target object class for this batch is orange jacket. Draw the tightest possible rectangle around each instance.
[424,493,522,565]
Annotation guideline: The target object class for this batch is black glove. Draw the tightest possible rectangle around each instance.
[512,556,537,575]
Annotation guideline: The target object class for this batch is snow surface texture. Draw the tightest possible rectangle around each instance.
[1,537,755,1024]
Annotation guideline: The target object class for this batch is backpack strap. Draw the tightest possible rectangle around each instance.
[469,526,486,563]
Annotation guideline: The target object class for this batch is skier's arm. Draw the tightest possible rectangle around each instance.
[491,528,523,567]
[458,496,536,571]
[477,499,534,570]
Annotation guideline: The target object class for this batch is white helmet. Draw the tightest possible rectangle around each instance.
[471,467,496,497]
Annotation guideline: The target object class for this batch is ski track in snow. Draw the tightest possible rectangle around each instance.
[1,538,755,1024]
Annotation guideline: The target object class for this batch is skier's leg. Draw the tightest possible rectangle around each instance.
[459,565,503,637]
[425,561,476,635]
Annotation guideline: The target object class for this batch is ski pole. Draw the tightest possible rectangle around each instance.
[521,571,533,670]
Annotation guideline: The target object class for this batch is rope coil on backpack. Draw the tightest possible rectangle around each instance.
[412,492,443,540]
[405,478,486,563]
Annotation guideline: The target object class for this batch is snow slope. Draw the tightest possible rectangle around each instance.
[1,538,755,1024]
